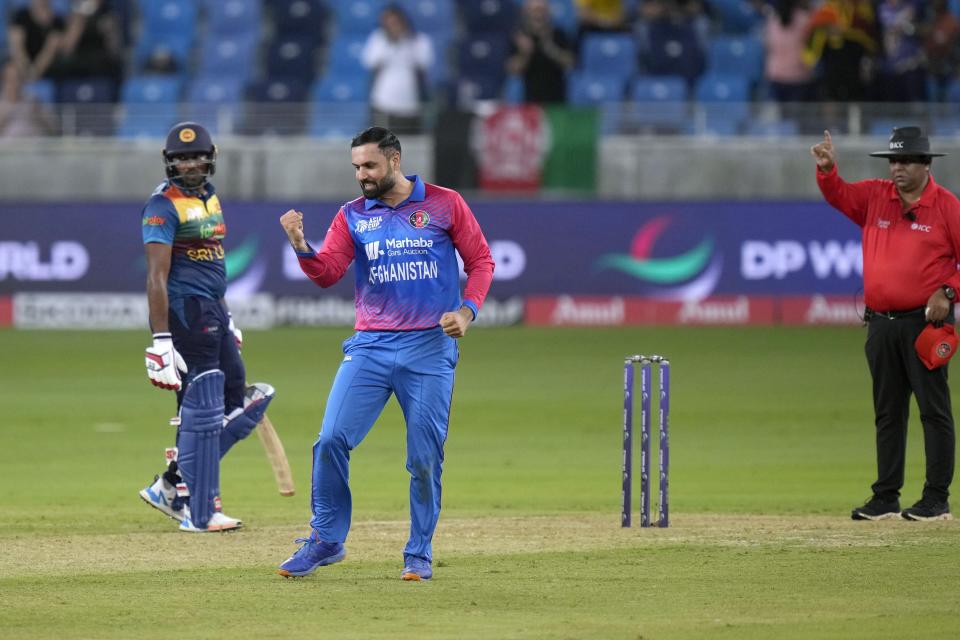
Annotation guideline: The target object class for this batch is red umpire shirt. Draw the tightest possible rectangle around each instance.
[817,165,960,312]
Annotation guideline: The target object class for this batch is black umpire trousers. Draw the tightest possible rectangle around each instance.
[865,311,956,503]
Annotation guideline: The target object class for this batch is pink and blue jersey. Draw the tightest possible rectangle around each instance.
[141,181,227,303]
[296,176,494,330]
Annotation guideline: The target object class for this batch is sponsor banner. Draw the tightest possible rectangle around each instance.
[780,295,863,325]
[0,200,865,300]
[14,293,148,329]
[9,293,523,329]
[525,295,863,326]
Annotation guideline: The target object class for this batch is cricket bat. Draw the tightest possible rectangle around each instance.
[256,414,295,496]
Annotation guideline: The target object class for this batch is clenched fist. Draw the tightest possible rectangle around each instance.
[439,307,473,338]
[280,209,309,253]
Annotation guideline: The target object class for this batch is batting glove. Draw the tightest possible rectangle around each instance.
[145,333,188,391]
[228,312,243,351]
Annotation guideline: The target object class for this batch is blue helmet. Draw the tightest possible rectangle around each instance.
[162,122,217,189]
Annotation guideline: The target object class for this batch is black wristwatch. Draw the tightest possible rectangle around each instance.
[943,285,956,301]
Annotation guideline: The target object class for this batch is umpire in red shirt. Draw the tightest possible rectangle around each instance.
[812,126,959,522]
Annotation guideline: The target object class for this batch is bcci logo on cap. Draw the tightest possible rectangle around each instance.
[937,341,953,358]
[179,128,197,143]
[409,210,429,228]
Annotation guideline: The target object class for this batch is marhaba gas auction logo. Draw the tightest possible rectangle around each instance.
[595,216,722,300]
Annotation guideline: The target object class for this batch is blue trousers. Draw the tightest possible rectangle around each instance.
[310,328,458,562]
[170,296,245,416]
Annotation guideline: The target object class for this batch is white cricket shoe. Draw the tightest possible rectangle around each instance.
[179,508,243,533]
[139,475,185,521]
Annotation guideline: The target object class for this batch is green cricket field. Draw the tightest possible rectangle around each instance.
[2,326,958,639]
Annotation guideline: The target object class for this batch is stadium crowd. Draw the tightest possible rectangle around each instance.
[1,0,959,138]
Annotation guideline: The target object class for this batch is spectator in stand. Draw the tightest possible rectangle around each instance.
[925,0,960,102]
[875,0,927,102]
[763,0,814,103]
[6,0,65,81]
[52,0,123,82]
[575,0,628,39]
[507,0,575,104]
[0,60,56,137]
[804,0,880,102]
[637,0,706,88]
[362,4,434,135]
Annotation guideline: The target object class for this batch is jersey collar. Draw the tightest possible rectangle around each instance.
[887,173,937,209]
[363,175,424,210]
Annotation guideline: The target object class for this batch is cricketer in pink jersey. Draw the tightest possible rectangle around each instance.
[277,127,495,581]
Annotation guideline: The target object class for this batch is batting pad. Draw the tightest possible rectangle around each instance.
[219,382,275,457]
[178,369,224,530]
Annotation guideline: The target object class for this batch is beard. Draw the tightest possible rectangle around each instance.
[360,171,396,200]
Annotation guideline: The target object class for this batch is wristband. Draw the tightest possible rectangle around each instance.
[152,332,172,340]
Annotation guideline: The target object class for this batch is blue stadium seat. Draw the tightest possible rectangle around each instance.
[567,73,627,105]
[580,33,637,78]
[133,33,194,72]
[693,74,750,135]
[694,73,750,102]
[325,33,369,75]
[698,104,747,135]
[187,76,246,105]
[178,103,240,135]
[312,72,369,103]
[249,77,309,103]
[243,78,309,135]
[121,75,182,104]
[455,74,505,102]
[269,0,325,38]
[707,35,763,84]
[136,0,198,37]
[116,75,183,139]
[330,0,384,35]
[56,77,118,136]
[629,75,688,131]
[116,108,179,139]
[308,102,370,138]
[705,0,762,34]
[266,35,318,81]
[458,33,510,78]
[547,0,577,37]
[460,0,516,33]
[502,74,524,104]
[640,19,705,83]
[397,0,454,36]
[23,79,56,104]
[201,0,261,38]
[56,77,117,103]
[196,34,258,80]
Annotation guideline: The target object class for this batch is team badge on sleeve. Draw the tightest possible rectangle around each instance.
[409,210,429,228]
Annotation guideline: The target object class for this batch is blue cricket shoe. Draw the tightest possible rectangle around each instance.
[277,530,346,577]
[401,554,432,581]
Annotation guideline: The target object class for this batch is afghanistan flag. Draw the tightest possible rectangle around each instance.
[434,105,598,194]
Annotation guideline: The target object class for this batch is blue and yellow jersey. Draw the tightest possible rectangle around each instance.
[141,181,227,302]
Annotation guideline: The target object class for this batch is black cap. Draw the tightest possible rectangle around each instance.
[164,122,214,156]
[869,126,945,158]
